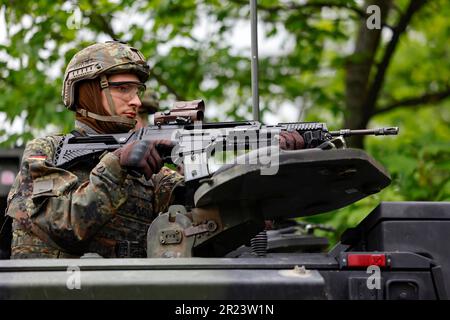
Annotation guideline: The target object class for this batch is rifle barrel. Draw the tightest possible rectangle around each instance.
[330,127,399,137]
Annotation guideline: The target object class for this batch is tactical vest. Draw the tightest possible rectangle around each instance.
[71,162,155,258]
[9,134,159,259]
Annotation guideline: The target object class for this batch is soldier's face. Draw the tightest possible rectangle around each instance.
[101,73,143,119]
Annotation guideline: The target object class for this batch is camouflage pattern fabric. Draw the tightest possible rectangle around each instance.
[6,135,183,259]
[140,91,159,115]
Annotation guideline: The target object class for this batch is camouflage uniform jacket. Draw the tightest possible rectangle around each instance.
[6,122,184,259]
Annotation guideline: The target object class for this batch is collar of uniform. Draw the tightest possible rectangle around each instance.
[75,120,100,135]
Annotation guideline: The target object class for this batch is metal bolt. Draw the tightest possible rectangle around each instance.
[207,221,217,232]
[293,265,307,274]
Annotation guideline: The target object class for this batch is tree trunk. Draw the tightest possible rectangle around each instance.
[344,0,392,148]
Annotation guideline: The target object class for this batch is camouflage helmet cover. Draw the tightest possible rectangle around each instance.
[139,91,160,115]
[62,41,150,110]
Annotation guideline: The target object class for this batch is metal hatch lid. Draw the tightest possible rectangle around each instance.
[194,148,391,218]
[341,201,450,245]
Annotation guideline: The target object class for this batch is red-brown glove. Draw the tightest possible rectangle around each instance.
[279,131,305,150]
[113,140,173,179]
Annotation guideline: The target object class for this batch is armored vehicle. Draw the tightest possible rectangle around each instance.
[0,1,448,300]
[0,148,22,260]
[1,138,449,300]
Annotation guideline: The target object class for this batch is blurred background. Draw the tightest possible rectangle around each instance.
[0,0,449,245]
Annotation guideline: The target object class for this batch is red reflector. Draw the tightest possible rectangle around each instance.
[1,170,15,186]
[347,254,387,267]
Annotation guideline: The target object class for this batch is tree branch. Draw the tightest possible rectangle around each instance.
[148,67,187,101]
[87,12,116,39]
[364,0,427,120]
[374,88,450,115]
[85,11,186,101]
[228,0,365,17]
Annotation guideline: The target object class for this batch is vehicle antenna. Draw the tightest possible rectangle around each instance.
[250,0,260,122]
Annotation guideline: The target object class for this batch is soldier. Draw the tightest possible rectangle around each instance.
[5,41,304,260]
[5,41,184,258]
[135,91,159,129]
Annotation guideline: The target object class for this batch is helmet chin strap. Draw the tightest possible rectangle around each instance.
[77,75,137,130]
[100,75,118,115]
[76,109,136,126]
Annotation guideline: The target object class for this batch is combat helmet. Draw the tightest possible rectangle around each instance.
[62,41,150,127]
[139,91,160,115]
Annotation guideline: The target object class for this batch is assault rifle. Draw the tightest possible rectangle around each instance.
[54,100,398,182]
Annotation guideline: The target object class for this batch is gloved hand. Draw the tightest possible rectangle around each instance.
[113,140,173,179]
[279,131,305,150]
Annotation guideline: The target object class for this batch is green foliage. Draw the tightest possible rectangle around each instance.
[304,103,450,246]
[1,0,449,244]
[1,0,359,137]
